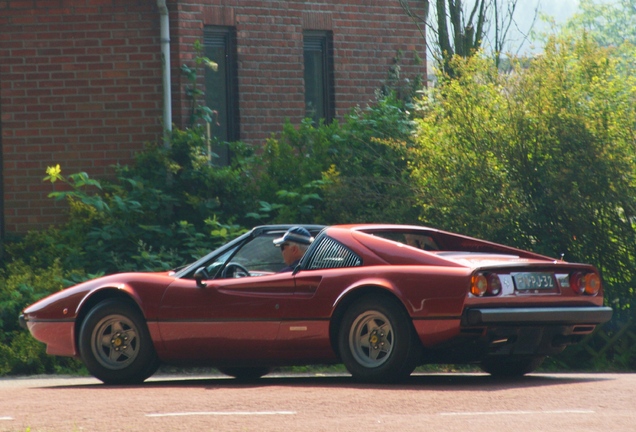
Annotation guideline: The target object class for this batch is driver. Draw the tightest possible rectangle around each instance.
[273,226,314,272]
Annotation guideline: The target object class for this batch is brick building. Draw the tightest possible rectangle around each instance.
[0,0,427,237]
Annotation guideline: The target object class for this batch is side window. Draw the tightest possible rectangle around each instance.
[230,234,286,274]
[303,31,334,125]
[204,26,239,166]
[369,231,439,251]
[306,236,361,270]
[203,234,288,279]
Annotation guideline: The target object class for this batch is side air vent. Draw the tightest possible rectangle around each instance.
[306,237,362,270]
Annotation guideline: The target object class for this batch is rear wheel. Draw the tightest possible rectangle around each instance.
[79,299,159,385]
[218,367,271,381]
[338,295,421,383]
[480,355,545,377]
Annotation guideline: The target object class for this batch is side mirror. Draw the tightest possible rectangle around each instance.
[194,267,210,288]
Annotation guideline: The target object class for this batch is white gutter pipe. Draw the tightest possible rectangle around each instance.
[157,0,172,147]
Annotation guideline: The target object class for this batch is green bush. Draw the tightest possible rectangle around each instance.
[0,260,84,375]
[251,93,420,225]
[410,36,636,320]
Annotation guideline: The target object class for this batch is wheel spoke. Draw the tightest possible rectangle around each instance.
[378,322,391,336]
[359,340,371,351]
[381,338,392,353]
[368,337,391,360]
[121,329,137,357]
[100,333,113,348]
[111,321,125,334]
[367,318,382,333]
[123,328,137,344]
[120,343,136,359]
[108,345,122,362]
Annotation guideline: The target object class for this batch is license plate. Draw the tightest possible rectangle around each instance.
[512,272,555,290]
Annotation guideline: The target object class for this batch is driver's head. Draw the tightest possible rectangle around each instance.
[274,226,314,265]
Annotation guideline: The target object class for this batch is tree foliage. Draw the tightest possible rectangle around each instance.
[411,35,636,318]
[563,0,636,48]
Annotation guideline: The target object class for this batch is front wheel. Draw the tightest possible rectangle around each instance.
[480,355,545,377]
[79,299,159,385]
[338,295,421,383]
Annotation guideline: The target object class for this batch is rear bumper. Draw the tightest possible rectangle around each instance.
[463,306,613,326]
[19,314,28,330]
[418,307,613,363]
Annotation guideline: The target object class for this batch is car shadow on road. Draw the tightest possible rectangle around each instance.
[45,372,614,392]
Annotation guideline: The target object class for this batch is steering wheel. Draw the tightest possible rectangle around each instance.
[221,262,251,278]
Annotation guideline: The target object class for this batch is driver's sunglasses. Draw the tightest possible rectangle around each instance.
[280,243,290,252]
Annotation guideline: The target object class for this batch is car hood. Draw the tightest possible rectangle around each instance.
[22,271,176,321]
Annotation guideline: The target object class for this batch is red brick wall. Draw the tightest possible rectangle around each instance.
[0,0,164,233]
[173,0,427,143]
[1,0,426,235]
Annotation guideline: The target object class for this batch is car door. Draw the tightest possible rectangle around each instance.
[157,231,296,362]
[275,234,365,361]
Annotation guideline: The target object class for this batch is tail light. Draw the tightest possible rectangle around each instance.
[570,272,601,295]
[486,273,502,295]
[471,272,502,297]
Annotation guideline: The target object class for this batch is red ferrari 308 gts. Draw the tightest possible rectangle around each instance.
[20,224,612,384]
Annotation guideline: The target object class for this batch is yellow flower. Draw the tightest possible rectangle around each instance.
[44,164,62,183]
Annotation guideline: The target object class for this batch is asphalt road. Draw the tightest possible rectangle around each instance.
[0,372,633,432]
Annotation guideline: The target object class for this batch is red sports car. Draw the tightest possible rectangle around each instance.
[20,224,612,384]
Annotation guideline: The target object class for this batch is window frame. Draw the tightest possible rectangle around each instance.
[303,30,335,124]
[203,26,240,165]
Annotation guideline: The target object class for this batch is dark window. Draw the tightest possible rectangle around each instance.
[204,26,239,166]
[306,236,362,270]
[365,230,439,251]
[303,31,334,124]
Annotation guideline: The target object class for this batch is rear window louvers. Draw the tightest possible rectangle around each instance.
[306,237,362,270]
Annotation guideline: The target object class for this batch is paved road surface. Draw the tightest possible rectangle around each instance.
[0,372,633,431]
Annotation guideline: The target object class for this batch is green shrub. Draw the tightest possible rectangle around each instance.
[0,260,84,375]
[411,36,636,320]
[251,93,420,225]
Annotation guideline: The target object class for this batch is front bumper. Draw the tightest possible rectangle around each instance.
[463,306,613,326]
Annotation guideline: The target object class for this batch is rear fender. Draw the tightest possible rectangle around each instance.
[329,279,410,357]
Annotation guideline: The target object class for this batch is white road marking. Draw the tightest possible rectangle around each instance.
[0,417,13,421]
[146,411,296,418]
[440,409,595,416]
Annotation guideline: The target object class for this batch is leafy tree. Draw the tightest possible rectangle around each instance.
[399,0,536,75]
[563,0,636,48]
[411,35,636,318]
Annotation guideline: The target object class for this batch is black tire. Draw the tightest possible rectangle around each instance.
[218,366,272,381]
[79,299,160,385]
[338,295,422,383]
[480,355,545,377]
